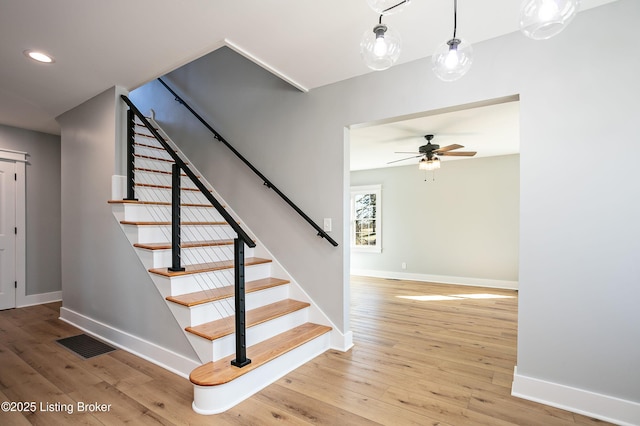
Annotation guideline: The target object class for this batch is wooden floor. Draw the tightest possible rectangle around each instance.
[0,276,610,425]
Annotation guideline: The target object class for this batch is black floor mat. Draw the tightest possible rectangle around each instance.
[56,334,116,359]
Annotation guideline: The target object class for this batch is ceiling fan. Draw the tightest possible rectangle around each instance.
[388,134,477,170]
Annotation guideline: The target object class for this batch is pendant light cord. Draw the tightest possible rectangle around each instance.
[378,0,409,24]
[452,0,458,39]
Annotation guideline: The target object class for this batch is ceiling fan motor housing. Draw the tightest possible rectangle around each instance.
[419,143,439,154]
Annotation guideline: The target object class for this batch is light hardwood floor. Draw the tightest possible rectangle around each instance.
[0,277,610,425]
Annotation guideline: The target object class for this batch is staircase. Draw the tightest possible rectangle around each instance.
[110,105,333,414]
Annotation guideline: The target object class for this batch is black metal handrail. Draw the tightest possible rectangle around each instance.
[157,78,339,247]
[121,95,255,248]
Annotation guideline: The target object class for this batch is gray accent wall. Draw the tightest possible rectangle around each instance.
[57,87,197,361]
[130,0,639,406]
[351,155,519,284]
[0,124,61,296]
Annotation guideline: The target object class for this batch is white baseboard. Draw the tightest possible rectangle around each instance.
[17,290,62,308]
[332,330,354,352]
[350,269,518,290]
[512,367,640,426]
[59,307,200,378]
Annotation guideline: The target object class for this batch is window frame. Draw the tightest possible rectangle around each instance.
[350,184,382,253]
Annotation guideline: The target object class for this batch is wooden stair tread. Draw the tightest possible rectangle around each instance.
[166,277,290,307]
[149,257,271,277]
[186,299,310,341]
[190,323,331,386]
[134,239,234,250]
[134,153,174,163]
[134,141,172,151]
[134,182,208,192]
[120,220,227,226]
[134,167,195,177]
[108,200,213,208]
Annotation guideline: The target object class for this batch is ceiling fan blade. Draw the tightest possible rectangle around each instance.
[438,151,477,157]
[387,155,422,164]
[435,144,464,153]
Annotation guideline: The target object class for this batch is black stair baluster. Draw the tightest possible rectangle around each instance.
[124,109,138,201]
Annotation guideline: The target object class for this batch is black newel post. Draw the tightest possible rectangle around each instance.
[231,238,251,367]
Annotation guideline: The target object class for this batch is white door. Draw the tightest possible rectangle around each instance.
[0,160,16,310]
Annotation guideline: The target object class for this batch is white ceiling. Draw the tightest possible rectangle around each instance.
[0,0,617,135]
[350,98,521,171]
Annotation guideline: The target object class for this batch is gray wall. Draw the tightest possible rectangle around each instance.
[0,124,61,296]
[130,69,349,331]
[351,155,519,284]
[57,87,197,360]
[130,0,639,406]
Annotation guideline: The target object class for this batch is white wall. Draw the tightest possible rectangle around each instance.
[129,1,638,421]
[57,87,199,374]
[351,155,519,288]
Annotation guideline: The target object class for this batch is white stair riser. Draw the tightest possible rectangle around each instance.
[135,186,211,205]
[123,224,235,244]
[136,245,255,269]
[166,284,290,330]
[135,145,174,161]
[170,284,291,328]
[192,332,331,415]
[121,204,226,223]
[187,307,309,363]
[135,171,199,190]
[150,262,272,297]
[134,157,175,174]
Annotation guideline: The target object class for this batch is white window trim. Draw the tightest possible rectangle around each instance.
[350,184,382,253]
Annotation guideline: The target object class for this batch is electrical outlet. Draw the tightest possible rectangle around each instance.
[401,262,407,270]
[323,218,332,232]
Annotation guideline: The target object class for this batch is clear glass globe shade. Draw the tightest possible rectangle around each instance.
[431,38,473,82]
[367,0,411,15]
[519,0,580,40]
[360,25,402,71]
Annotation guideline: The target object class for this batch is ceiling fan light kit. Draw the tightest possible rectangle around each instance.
[361,0,581,80]
[419,157,441,171]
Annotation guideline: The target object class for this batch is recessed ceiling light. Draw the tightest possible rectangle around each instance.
[24,50,55,63]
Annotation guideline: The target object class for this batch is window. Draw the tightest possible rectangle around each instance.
[351,185,381,252]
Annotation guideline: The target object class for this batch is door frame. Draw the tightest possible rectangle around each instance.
[0,148,26,309]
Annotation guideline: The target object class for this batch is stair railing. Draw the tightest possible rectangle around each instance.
[121,95,252,368]
[157,78,339,247]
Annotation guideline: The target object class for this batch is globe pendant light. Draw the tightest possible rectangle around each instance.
[361,22,402,71]
[361,0,409,71]
[432,0,473,82]
[520,0,581,40]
